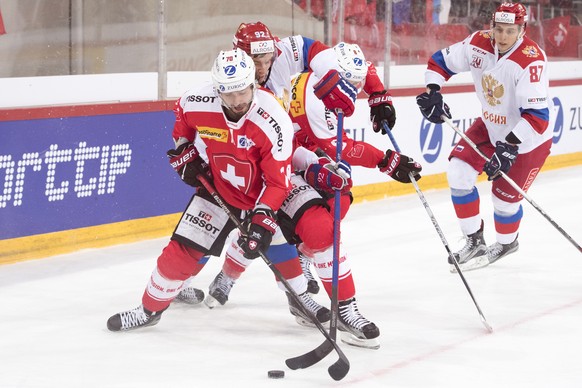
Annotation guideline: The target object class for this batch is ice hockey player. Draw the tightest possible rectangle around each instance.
[416,2,552,272]
[106,48,329,331]
[188,42,421,349]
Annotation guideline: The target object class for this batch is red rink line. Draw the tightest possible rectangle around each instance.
[340,297,582,385]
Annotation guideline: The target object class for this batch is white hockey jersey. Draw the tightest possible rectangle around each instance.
[425,30,552,153]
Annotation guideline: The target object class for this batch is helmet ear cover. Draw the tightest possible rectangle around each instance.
[211,48,256,94]
[233,22,276,56]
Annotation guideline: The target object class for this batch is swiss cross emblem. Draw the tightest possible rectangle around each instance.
[212,154,253,193]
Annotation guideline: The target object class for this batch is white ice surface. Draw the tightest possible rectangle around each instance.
[1,165,581,388]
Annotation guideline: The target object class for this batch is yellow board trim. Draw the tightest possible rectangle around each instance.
[2,152,581,265]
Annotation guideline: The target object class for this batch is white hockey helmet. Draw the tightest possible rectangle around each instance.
[211,48,256,94]
[333,42,368,83]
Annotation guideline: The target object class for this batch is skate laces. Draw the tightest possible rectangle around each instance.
[488,242,503,258]
[119,306,149,329]
[298,292,323,314]
[339,300,371,330]
[211,271,235,295]
[179,287,198,299]
[299,254,316,281]
[458,235,477,255]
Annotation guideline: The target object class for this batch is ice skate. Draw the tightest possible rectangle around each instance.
[487,238,519,265]
[204,271,235,309]
[107,305,163,332]
[175,286,205,305]
[449,223,488,273]
[337,298,380,349]
[287,291,330,328]
[299,253,320,294]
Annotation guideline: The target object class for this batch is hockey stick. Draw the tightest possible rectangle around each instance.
[382,121,493,332]
[330,108,344,342]
[442,116,582,254]
[196,174,349,381]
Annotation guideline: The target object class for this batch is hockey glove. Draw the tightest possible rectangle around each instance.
[313,70,357,117]
[378,149,422,183]
[483,141,518,181]
[167,142,210,188]
[237,204,278,259]
[304,157,353,194]
[416,85,451,124]
[368,90,396,133]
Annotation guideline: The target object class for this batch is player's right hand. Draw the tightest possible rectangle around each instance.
[237,204,278,259]
[378,149,422,183]
[416,86,451,124]
[167,142,209,187]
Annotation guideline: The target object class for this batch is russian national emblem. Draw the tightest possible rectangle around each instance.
[481,74,504,106]
[522,45,539,58]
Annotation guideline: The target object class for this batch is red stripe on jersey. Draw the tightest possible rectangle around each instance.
[469,31,495,54]
[522,111,549,134]
[306,40,329,64]
[427,57,453,81]
[508,36,547,69]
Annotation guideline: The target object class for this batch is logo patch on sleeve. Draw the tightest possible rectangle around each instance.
[197,127,229,142]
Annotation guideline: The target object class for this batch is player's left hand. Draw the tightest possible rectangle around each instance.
[313,70,357,117]
[304,157,352,194]
[368,90,396,133]
[484,141,518,181]
[378,149,422,183]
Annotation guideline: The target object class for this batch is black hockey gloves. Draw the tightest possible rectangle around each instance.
[378,149,422,183]
[238,204,278,259]
[368,90,396,133]
[167,142,209,188]
[483,141,519,181]
[416,85,451,124]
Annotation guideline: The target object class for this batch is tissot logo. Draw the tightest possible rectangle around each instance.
[419,119,443,163]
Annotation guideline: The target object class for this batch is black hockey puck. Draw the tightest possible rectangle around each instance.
[267,370,285,379]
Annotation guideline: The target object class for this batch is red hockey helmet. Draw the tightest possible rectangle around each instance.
[232,22,276,56]
[492,2,528,27]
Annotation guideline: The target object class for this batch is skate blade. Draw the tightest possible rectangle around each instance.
[450,255,489,273]
[204,295,221,309]
[294,316,317,328]
[340,332,380,349]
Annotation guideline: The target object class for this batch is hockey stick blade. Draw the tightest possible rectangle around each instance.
[286,340,350,380]
[285,340,332,369]
[328,354,350,381]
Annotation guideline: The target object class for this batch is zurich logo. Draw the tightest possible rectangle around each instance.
[419,119,443,163]
[240,62,247,68]
[353,57,363,66]
[225,65,236,76]
[552,96,563,144]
